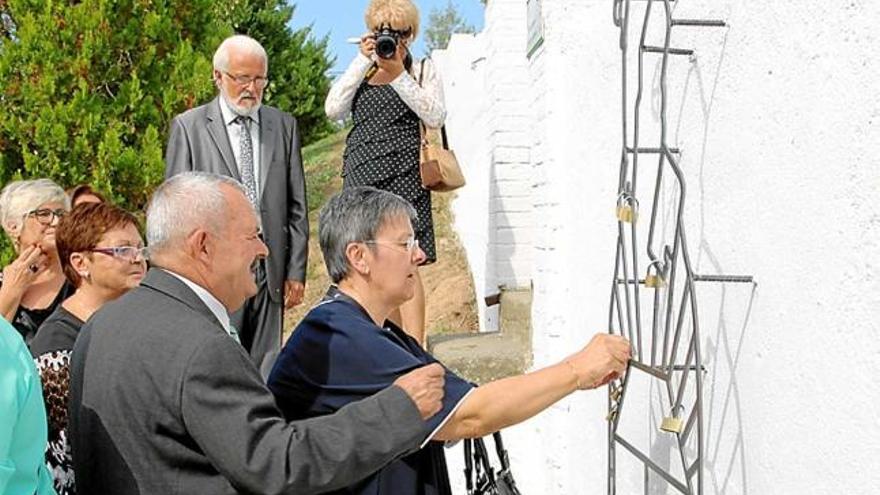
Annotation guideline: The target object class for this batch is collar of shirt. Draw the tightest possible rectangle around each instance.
[219,97,261,126]
[163,269,235,339]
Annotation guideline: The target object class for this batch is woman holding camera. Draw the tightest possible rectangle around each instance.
[325,0,446,347]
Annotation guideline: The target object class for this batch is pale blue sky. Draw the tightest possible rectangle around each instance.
[288,1,485,75]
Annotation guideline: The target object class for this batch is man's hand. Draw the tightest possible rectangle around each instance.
[566,334,631,390]
[283,280,304,309]
[393,363,445,420]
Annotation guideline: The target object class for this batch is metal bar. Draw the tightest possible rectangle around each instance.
[680,403,699,445]
[629,360,669,381]
[615,435,690,494]
[672,19,726,27]
[626,147,681,154]
[642,45,695,56]
[693,274,754,283]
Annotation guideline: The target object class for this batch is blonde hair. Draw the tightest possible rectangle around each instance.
[365,0,420,40]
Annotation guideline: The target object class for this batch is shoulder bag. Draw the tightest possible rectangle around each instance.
[417,58,465,192]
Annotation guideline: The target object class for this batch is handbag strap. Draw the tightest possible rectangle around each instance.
[416,57,450,150]
[464,439,474,493]
[492,432,512,471]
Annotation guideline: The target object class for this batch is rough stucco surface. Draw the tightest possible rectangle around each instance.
[438,0,880,493]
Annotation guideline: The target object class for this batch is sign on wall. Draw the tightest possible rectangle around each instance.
[527,0,544,58]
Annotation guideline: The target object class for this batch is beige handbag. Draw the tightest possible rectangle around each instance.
[417,59,465,192]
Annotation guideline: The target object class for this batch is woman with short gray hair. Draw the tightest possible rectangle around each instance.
[269,186,631,495]
[0,178,73,344]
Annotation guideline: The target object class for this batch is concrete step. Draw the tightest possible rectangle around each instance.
[428,288,533,385]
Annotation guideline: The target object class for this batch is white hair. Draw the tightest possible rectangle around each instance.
[213,35,268,72]
[0,179,69,238]
[146,172,253,254]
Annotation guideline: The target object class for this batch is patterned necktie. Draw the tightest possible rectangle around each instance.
[229,324,242,345]
[235,115,258,206]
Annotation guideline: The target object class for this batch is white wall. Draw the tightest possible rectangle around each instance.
[441,0,880,493]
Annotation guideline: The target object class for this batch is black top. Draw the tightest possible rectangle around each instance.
[343,82,421,186]
[268,286,475,495]
[0,277,74,346]
[31,304,84,357]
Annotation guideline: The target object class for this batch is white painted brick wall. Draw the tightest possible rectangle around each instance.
[442,0,880,493]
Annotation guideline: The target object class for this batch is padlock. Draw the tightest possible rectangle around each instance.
[606,408,619,422]
[616,205,636,223]
[616,193,639,224]
[660,416,683,433]
[644,261,666,288]
[660,405,685,433]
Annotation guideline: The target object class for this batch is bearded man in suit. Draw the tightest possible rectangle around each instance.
[165,34,305,375]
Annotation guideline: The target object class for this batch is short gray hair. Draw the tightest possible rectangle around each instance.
[213,35,268,72]
[0,179,69,238]
[146,172,253,254]
[319,186,417,283]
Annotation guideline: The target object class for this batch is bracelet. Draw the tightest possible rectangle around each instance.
[564,359,583,390]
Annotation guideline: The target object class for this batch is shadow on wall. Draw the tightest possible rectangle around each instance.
[638,23,755,494]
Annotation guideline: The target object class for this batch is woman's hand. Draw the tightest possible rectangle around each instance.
[2,244,47,290]
[565,334,631,390]
[359,32,376,59]
[375,43,407,79]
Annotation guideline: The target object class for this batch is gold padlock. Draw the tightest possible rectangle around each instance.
[660,416,683,433]
[615,193,639,224]
[644,261,666,288]
[644,274,665,288]
[616,205,636,223]
[606,408,619,422]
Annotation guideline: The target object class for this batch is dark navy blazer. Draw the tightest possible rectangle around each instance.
[268,287,474,495]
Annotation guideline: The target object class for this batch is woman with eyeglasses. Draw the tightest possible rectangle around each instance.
[268,187,631,495]
[325,0,446,347]
[30,202,146,495]
[0,179,73,345]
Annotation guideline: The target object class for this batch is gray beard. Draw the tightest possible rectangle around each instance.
[221,92,261,118]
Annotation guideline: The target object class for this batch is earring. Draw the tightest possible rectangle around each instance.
[80,271,90,280]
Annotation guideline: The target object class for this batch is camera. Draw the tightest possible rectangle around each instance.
[374,27,406,60]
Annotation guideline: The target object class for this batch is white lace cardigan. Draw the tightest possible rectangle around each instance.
[324,53,447,129]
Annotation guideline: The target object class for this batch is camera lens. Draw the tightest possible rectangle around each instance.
[375,33,398,59]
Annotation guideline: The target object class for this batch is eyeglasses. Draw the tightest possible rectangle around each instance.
[363,238,420,254]
[26,208,67,225]
[223,71,269,88]
[90,246,149,263]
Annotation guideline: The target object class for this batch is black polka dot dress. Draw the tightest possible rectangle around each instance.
[343,80,436,264]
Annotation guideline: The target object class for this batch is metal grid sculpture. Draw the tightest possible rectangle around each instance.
[606,1,752,493]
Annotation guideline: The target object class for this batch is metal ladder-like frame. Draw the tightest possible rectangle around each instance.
[606,1,752,494]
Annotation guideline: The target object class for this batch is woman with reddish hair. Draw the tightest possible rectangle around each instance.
[30,202,146,495]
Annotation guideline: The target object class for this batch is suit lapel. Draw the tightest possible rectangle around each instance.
[259,107,276,198]
[206,98,241,181]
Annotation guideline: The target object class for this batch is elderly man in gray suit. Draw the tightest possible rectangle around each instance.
[165,34,304,374]
[69,172,446,495]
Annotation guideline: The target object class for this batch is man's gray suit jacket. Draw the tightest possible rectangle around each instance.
[164,98,308,302]
[69,268,428,495]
